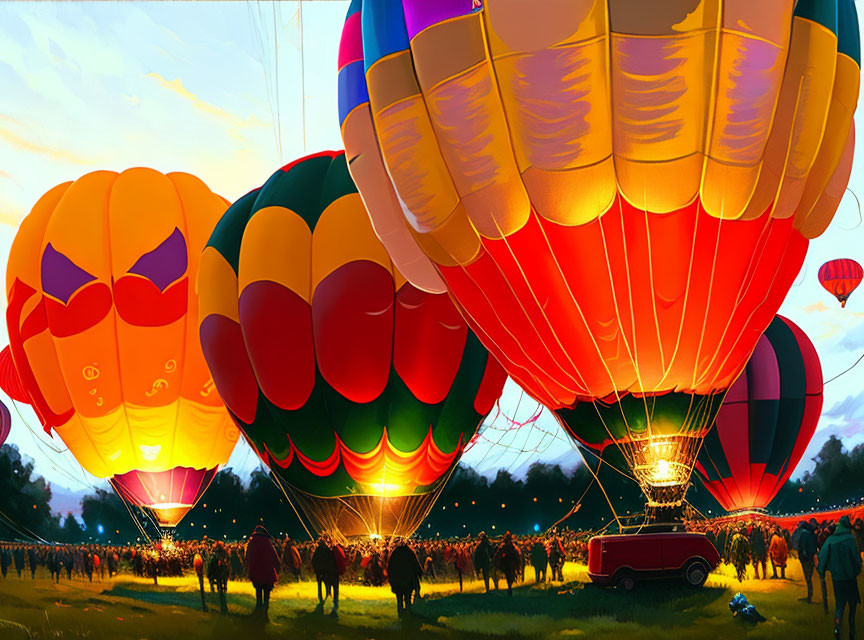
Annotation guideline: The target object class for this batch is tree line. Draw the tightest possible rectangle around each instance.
[1,435,862,543]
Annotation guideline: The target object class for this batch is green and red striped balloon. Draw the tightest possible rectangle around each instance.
[695,316,823,513]
[198,151,506,539]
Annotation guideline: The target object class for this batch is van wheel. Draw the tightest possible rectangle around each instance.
[614,571,636,592]
[682,559,709,588]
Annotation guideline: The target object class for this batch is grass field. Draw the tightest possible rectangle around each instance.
[0,561,857,639]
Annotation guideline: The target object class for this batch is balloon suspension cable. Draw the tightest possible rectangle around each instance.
[0,507,51,544]
[573,443,623,531]
[792,260,808,287]
[839,188,862,231]
[8,398,101,492]
[109,478,157,545]
[545,475,594,534]
[466,391,566,473]
[266,469,316,542]
[824,351,864,386]
[684,500,709,522]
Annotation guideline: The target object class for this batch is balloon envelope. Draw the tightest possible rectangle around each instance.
[338,0,860,508]
[4,169,239,527]
[0,399,10,447]
[818,258,863,308]
[198,151,506,540]
[695,316,823,512]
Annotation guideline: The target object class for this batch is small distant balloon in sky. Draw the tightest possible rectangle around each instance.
[818,258,863,308]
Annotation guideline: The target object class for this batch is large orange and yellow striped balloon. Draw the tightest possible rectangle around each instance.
[4,169,239,527]
[338,0,860,509]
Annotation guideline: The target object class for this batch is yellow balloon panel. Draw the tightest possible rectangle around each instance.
[5,169,238,479]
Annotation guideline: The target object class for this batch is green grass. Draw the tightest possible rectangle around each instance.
[0,562,856,639]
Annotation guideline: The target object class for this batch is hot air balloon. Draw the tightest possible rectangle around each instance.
[338,0,859,515]
[0,399,10,447]
[3,169,240,528]
[695,316,823,513]
[198,151,506,540]
[819,258,863,307]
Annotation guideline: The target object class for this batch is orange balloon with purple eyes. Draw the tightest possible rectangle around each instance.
[3,169,239,528]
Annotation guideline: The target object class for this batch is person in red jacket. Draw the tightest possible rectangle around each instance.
[245,525,280,621]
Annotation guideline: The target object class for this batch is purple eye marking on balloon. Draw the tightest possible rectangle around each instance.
[127,227,188,292]
[41,244,98,305]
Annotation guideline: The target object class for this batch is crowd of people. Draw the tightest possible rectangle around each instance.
[0,528,589,618]
[688,516,864,640]
[2,516,862,634]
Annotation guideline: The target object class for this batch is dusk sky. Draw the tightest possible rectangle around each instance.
[1,1,863,505]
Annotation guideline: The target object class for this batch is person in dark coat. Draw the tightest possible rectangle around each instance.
[107,551,118,579]
[728,525,751,582]
[473,532,493,592]
[548,537,565,582]
[795,521,819,604]
[245,525,281,621]
[207,542,231,614]
[749,524,767,579]
[1,545,11,578]
[311,535,339,616]
[27,547,38,579]
[282,537,302,581]
[819,515,862,640]
[493,532,521,596]
[46,549,61,583]
[530,540,547,583]
[62,548,72,580]
[13,546,25,578]
[387,539,423,617]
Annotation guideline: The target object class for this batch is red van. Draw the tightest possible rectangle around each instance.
[587,532,720,591]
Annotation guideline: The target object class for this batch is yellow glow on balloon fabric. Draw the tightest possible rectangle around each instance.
[4,169,238,510]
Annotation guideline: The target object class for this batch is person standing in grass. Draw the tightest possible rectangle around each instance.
[530,539,547,584]
[493,532,521,597]
[245,525,280,622]
[0,544,10,579]
[282,537,302,582]
[769,527,788,579]
[207,541,231,614]
[312,534,340,617]
[795,521,820,604]
[728,525,751,583]
[548,536,565,582]
[387,538,423,618]
[13,545,24,578]
[750,524,768,580]
[473,532,492,593]
[819,515,862,640]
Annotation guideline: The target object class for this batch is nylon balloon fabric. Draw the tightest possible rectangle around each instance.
[818,258,863,307]
[197,151,506,541]
[0,399,10,447]
[695,316,823,513]
[4,169,239,527]
[338,0,860,509]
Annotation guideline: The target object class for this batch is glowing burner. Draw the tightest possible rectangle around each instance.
[631,437,694,507]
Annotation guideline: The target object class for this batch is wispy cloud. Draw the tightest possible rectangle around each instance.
[146,72,269,136]
[0,124,96,166]
[804,301,831,313]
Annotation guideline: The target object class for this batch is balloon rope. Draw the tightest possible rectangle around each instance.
[0,507,50,543]
[544,476,594,534]
[839,188,862,231]
[824,351,864,386]
[268,472,315,541]
[573,444,622,530]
